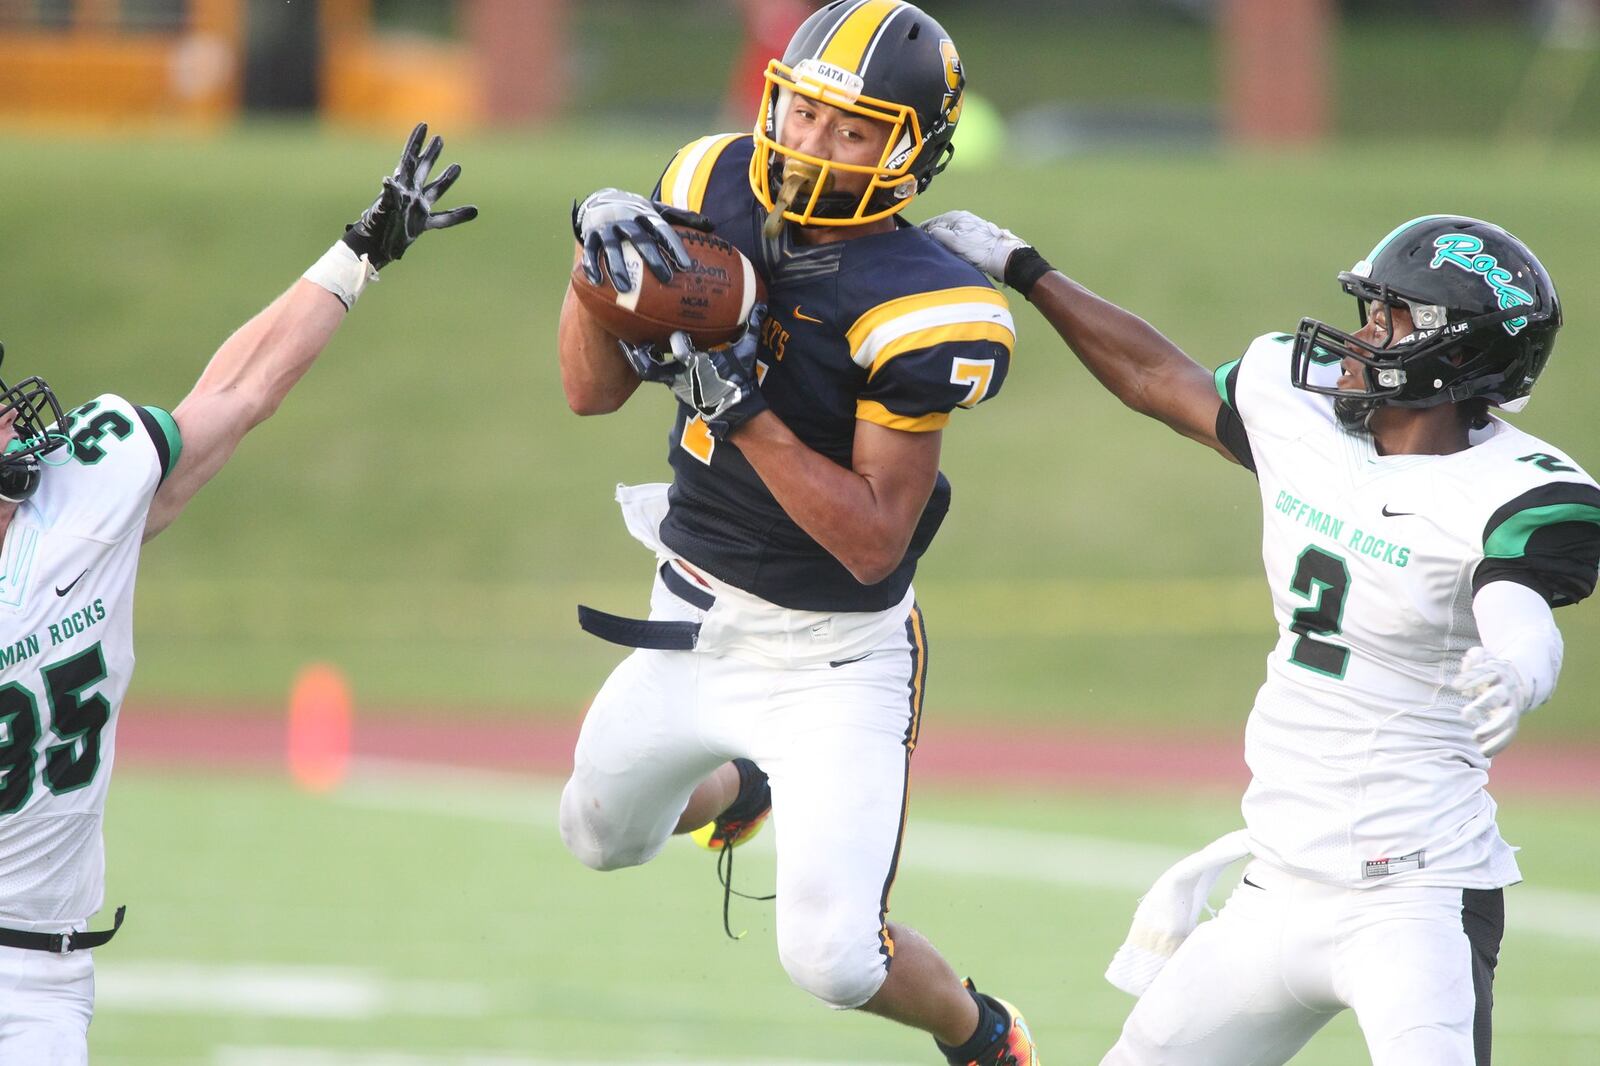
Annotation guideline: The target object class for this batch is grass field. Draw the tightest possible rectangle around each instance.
[89,765,1600,1065]
[10,124,1600,732]
[8,97,1600,1064]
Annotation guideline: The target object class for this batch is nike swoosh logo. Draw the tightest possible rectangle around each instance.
[829,652,873,668]
[56,569,89,597]
[1380,506,1415,518]
[793,306,823,324]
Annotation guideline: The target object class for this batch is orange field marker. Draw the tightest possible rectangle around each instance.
[286,663,353,793]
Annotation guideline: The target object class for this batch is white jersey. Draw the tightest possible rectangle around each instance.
[0,394,180,929]
[1214,335,1600,888]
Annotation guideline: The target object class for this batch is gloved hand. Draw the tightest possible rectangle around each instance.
[572,189,713,293]
[1450,646,1534,757]
[342,122,478,270]
[664,307,768,439]
[920,210,1031,282]
[617,336,681,384]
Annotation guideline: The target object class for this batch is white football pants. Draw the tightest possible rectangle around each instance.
[559,592,929,1010]
[1101,859,1504,1066]
[0,944,93,1065]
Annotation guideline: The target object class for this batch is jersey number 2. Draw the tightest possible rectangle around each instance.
[1288,546,1350,679]
[0,644,111,815]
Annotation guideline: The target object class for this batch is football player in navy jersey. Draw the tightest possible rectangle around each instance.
[922,207,1599,1065]
[556,3,1036,1063]
[0,125,473,1063]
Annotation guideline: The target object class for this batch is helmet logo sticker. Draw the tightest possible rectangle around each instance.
[939,39,962,116]
[1429,234,1535,335]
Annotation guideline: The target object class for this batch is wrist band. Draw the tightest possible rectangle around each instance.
[302,241,379,309]
[1003,247,1055,298]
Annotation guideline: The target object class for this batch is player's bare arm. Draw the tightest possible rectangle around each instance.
[145,122,477,540]
[636,317,939,585]
[922,209,1234,461]
[733,414,941,585]
[558,269,643,415]
[148,283,346,538]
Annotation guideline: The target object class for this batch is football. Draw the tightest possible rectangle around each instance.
[570,226,764,348]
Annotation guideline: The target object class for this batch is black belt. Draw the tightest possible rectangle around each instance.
[577,562,714,650]
[0,905,125,954]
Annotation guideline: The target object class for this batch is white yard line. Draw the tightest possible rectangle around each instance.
[95,963,486,1020]
[216,1052,919,1066]
[336,758,1600,945]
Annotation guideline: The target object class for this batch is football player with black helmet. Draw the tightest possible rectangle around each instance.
[0,124,474,1063]
[557,3,1037,1064]
[0,351,68,504]
[923,208,1597,1065]
[1290,214,1562,431]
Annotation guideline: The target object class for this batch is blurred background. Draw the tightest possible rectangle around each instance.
[6,1,1600,1063]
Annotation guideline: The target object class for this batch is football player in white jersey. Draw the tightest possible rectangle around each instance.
[0,124,474,1063]
[922,209,1598,1065]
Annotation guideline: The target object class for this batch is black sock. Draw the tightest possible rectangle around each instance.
[935,986,1009,1065]
[722,757,769,821]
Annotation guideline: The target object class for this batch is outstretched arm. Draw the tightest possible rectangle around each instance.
[921,211,1236,462]
[145,123,477,539]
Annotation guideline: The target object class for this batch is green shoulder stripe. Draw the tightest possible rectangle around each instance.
[137,404,183,482]
[1214,359,1241,408]
[1484,500,1600,559]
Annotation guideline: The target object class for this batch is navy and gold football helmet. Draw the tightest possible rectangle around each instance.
[1291,215,1561,428]
[749,0,965,229]
[0,342,68,503]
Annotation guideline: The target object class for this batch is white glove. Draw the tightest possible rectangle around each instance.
[920,210,1029,281]
[1450,646,1534,757]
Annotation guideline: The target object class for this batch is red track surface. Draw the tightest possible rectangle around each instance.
[117,702,1600,797]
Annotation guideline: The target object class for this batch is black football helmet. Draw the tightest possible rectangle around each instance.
[0,342,69,504]
[749,0,965,229]
[1291,215,1561,429]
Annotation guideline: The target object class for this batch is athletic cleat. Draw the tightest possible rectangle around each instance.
[689,807,769,850]
[689,757,771,851]
[689,758,775,938]
[962,981,1038,1066]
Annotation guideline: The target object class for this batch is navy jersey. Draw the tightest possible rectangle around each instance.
[650,134,1014,611]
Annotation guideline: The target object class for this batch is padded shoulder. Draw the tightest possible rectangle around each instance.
[843,230,1015,431]
[27,394,169,542]
[1229,332,1337,440]
[654,133,754,215]
[1466,426,1600,606]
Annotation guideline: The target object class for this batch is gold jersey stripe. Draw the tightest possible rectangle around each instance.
[658,133,744,213]
[846,286,1009,360]
[818,0,904,72]
[855,400,949,432]
[905,603,927,751]
[867,320,1014,379]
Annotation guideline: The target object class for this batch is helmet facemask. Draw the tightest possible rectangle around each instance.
[0,347,69,504]
[751,58,925,232]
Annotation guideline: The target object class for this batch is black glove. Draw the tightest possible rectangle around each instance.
[571,189,713,293]
[665,307,768,440]
[342,122,478,270]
